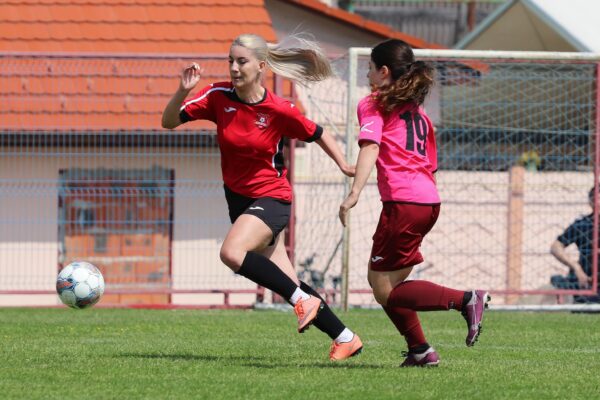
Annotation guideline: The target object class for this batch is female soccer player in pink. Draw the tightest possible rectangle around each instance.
[339,39,489,367]
[162,33,362,360]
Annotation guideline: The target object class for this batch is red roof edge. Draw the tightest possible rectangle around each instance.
[284,0,445,49]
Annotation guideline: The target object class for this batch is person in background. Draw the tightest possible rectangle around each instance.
[550,186,600,303]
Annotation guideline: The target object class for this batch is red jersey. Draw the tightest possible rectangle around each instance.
[180,82,322,202]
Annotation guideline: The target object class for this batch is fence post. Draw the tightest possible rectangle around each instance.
[507,165,524,304]
[341,48,359,311]
[592,63,600,293]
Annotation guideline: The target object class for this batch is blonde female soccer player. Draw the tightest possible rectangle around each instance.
[339,39,489,367]
[162,33,362,361]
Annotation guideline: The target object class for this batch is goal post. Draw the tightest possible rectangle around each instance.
[294,48,600,311]
[2,49,600,311]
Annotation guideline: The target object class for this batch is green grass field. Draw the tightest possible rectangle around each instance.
[1,308,599,399]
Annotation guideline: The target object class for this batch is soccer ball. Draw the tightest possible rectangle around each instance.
[56,261,105,309]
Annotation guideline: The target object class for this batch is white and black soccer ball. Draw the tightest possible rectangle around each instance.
[56,261,105,309]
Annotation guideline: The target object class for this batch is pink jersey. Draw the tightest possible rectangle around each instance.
[357,95,440,204]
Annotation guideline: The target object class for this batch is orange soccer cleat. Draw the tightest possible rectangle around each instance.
[329,334,363,361]
[293,295,323,333]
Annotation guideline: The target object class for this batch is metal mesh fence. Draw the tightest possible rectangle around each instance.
[349,0,504,47]
[0,54,259,307]
[1,51,599,307]
[298,49,600,307]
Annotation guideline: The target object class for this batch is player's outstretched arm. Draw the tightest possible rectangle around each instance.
[550,239,591,287]
[339,141,379,226]
[315,131,355,177]
[162,63,202,129]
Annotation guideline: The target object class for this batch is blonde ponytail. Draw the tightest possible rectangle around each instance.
[232,33,333,85]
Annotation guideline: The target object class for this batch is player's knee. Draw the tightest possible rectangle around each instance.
[219,245,244,272]
[372,287,390,305]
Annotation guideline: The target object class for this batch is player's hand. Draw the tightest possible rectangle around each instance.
[575,269,590,287]
[340,163,356,177]
[339,192,359,227]
[180,63,202,91]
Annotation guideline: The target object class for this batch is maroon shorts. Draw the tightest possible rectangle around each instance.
[369,203,440,272]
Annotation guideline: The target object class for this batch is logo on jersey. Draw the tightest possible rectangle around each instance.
[371,256,384,262]
[248,206,264,211]
[224,107,237,113]
[360,121,374,133]
[255,113,270,129]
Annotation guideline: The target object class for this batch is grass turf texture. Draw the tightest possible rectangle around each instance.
[1,308,599,399]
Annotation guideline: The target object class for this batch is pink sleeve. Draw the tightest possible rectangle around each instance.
[357,96,383,145]
[180,84,216,122]
[425,114,438,172]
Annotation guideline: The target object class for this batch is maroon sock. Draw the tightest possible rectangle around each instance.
[383,306,427,348]
[387,280,466,311]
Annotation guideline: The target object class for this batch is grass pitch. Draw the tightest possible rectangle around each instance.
[1,308,599,399]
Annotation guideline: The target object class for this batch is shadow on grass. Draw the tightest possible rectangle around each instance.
[120,353,385,369]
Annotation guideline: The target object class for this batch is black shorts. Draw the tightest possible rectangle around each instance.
[224,185,291,246]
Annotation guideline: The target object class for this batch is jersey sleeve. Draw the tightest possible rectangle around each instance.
[179,84,217,123]
[557,219,583,246]
[282,101,323,142]
[357,96,384,145]
[424,113,438,173]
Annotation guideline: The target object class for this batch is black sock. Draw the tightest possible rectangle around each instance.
[298,281,346,340]
[461,291,473,310]
[237,252,297,300]
[409,343,430,354]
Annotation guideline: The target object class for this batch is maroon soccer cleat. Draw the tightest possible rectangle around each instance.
[400,347,440,367]
[462,290,491,347]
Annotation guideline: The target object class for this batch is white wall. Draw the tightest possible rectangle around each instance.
[294,142,594,305]
[0,146,594,307]
[0,146,257,306]
[265,0,385,56]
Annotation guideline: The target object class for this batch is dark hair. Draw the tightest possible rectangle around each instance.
[371,39,434,113]
[589,186,596,202]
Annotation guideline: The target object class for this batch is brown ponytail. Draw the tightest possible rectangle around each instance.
[370,39,434,113]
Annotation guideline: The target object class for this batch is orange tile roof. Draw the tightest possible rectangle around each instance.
[0,0,276,131]
[0,0,440,132]
[0,0,276,53]
[0,54,242,131]
[284,0,444,49]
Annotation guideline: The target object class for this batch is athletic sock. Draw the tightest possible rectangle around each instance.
[289,287,310,305]
[383,305,427,348]
[298,281,346,340]
[461,291,473,310]
[387,280,466,311]
[409,343,431,354]
[334,328,355,344]
[237,252,298,300]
